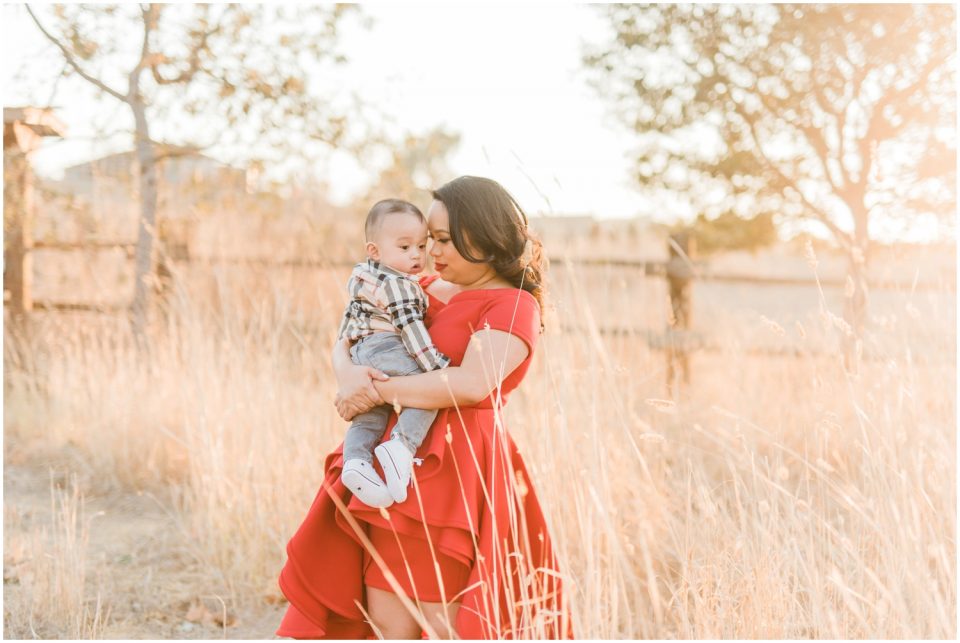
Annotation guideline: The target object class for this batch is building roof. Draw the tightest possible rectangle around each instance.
[63,144,214,171]
[3,106,66,138]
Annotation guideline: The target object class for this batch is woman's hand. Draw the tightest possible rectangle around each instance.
[332,337,389,420]
[334,364,389,421]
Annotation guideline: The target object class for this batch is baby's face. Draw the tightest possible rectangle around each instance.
[367,212,429,275]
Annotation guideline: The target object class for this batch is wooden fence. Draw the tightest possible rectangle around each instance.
[5,235,955,392]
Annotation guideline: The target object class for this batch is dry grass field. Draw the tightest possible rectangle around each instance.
[2,231,956,638]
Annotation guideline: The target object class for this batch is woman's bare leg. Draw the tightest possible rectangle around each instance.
[366,586,421,639]
[421,599,460,639]
[366,586,460,639]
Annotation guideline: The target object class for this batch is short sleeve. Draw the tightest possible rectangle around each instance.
[477,290,541,356]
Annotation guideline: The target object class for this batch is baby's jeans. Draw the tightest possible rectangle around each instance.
[343,332,438,463]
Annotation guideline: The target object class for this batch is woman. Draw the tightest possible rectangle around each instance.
[277,176,571,639]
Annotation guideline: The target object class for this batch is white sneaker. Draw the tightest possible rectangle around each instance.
[341,459,394,508]
[374,437,421,503]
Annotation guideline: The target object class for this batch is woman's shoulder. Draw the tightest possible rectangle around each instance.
[484,287,538,311]
[477,288,540,322]
[474,288,540,351]
[495,286,537,303]
[451,286,538,312]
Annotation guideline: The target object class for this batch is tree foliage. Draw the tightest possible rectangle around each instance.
[585,3,956,337]
[586,4,955,246]
[687,211,777,255]
[25,3,360,340]
[360,127,462,212]
[29,4,360,162]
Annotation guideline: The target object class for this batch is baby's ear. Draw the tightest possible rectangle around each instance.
[365,241,380,261]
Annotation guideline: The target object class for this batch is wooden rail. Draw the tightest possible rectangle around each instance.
[8,238,954,389]
[31,300,128,313]
[550,256,955,292]
[554,324,948,363]
[21,243,955,292]
[33,240,136,251]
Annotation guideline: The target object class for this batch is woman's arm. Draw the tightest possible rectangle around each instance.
[334,329,530,419]
[331,336,389,418]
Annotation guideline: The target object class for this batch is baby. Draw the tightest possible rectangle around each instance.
[336,199,449,508]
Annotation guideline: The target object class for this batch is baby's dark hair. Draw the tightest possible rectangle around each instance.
[365,199,425,241]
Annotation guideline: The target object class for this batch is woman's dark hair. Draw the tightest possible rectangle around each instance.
[431,176,546,328]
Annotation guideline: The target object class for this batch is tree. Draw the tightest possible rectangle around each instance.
[585,4,956,351]
[686,210,777,255]
[25,3,360,342]
[359,127,461,212]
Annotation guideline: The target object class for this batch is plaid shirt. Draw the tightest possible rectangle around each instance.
[337,259,450,372]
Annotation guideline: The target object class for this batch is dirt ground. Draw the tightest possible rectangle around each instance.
[3,450,289,639]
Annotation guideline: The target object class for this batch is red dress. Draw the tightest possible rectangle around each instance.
[276,281,572,639]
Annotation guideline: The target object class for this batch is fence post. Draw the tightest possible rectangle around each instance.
[666,232,695,394]
[3,108,65,317]
[3,148,34,315]
[155,218,192,316]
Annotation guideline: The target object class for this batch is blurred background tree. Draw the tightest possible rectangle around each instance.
[25,3,361,341]
[585,4,956,345]
[685,210,777,255]
[359,127,461,212]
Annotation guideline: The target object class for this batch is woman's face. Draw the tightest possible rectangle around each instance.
[427,200,493,286]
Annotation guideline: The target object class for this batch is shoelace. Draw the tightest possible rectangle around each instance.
[409,457,424,487]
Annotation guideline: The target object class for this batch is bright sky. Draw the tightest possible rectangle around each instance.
[3,3,651,220]
[2,4,951,242]
[329,4,650,218]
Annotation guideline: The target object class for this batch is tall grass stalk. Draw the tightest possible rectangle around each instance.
[3,257,955,638]
[2,473,107,638]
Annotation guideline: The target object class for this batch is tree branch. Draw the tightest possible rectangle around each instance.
[767,67,849,198]
[859,50,950,191]
[25,4,127,102]
[728,47,856,248]
[139,4,155,69]
[796,116,845,196]
[150,6,221,86]
[802,90,861,207]
[732,99,853,250]
[810,82,848,186]
[837,43,872,185]
[726,54,843,199]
